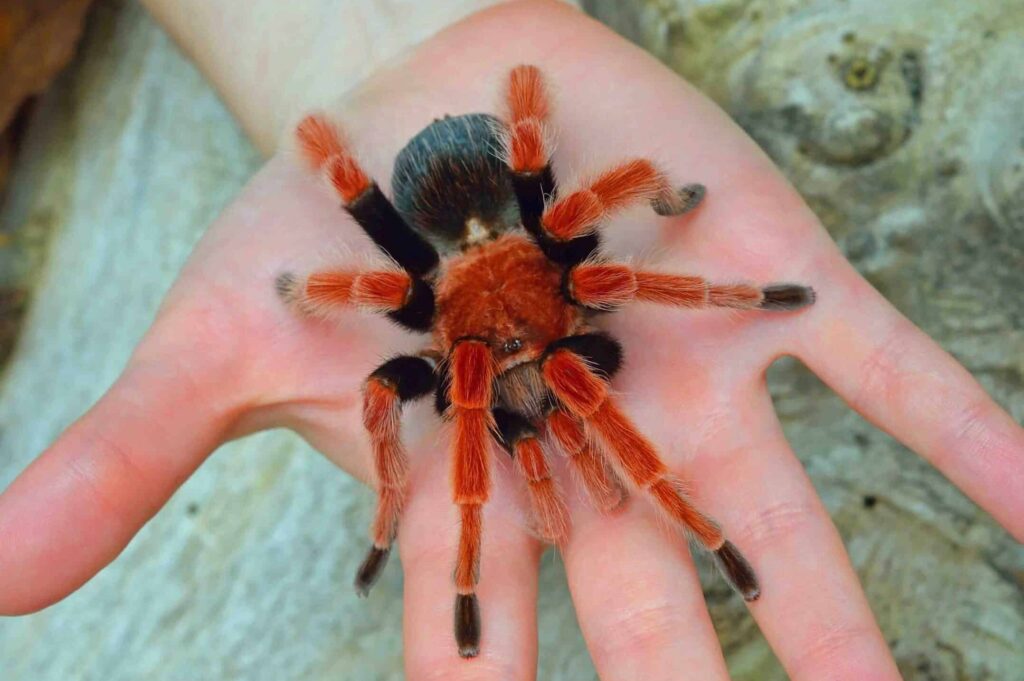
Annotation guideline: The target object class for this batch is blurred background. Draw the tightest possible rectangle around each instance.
[0,0,1021,679]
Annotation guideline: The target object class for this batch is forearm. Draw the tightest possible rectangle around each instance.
[141,0,573,154]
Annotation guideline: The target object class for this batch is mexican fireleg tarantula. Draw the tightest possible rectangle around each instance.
[278,65,815,658]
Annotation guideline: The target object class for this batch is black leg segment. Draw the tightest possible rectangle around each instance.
[544,332,624,380]
[346,183,440,277]
[492,408,538,455]
[386,277,435,332]
[369,355,437,401]
[354,547,391,597]
[455,593,481,658]
[511,165,555,231]
[513,164,600,267]
[759,284,817,311]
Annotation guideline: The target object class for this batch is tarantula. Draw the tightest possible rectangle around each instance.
[278,65,815,658]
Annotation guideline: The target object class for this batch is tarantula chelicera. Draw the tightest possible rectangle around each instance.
[278,65,815,658]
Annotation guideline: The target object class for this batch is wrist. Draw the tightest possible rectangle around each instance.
[142,0,578,155]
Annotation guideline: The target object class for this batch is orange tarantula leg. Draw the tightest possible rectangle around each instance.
[541,159,705,242]
[541,338,760,601]
[493,409,570,543]
[448,339,498,658]
[566,262,816,313]
[503,64,551,177]
[546,407,626,512]
[275,267,434,331]
[295,114,439,276]
[499,65,598,267]
[355,356,437,596]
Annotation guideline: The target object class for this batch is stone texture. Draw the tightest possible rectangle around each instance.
[584,0,1024,679]
[0,0,1022,680]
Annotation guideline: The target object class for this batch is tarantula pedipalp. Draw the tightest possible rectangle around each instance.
[278,65,815,659]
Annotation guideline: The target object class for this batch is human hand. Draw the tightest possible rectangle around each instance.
[2,2,1022,679]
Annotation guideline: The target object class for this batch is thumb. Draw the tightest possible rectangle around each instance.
[0,354,234,615]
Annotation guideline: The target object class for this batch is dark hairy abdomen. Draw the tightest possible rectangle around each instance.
[392,113,520,251]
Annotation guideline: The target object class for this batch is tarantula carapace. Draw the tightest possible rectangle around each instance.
[278,65,815,658]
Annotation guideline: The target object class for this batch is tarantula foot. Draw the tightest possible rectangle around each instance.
[586,474,627,514]
[275,272,299,303]
[760,284,816,311]
[354,546,391,597]
[455,593,482,658]
[713,540,761,601]
[651,182,706,216]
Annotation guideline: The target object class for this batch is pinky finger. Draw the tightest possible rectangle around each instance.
[798,256,1024,540]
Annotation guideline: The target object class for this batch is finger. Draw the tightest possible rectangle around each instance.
[562,497,732,681]
[798,257,1024,541]
[0,356,231,615]
[400,435,542,680]
[684,382,901,681]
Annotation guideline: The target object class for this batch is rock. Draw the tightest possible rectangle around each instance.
[584,0,1024,678]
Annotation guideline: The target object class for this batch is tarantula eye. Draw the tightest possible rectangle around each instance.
[502,338,523,354]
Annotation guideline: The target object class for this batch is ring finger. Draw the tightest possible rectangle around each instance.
[561,484,731,680]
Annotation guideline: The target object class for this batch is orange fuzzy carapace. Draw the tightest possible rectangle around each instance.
[435,235,578,364]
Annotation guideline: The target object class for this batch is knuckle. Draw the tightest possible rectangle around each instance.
[943,398,994,462]
[790,622,888,680]
[411,657,523,681]
[733,499,820,558]
[61,425,147,532]
[850,323,908,415]
[590,598,685,660]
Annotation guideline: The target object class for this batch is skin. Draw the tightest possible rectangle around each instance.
[2,1,1023,679]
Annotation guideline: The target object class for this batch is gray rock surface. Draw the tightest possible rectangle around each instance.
[0,0,1022,680]
[584,0,1024,679]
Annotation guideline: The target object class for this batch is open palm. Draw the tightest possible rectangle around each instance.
[1,3,1021,680]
